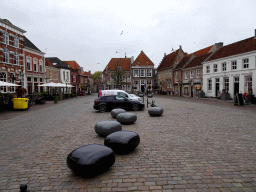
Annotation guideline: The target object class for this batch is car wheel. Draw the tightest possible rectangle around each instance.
[132,104,139,111]
[99,105,107,112]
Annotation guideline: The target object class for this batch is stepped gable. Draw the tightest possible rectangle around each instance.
[106,58,131,71]
[132,51,154,66]
[174,54,193,70]
[206,37,256,61]
[184,52,212,69]
[24,36,42,52]
[157,50,179,70]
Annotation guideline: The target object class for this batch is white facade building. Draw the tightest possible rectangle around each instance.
[202,36,256,99]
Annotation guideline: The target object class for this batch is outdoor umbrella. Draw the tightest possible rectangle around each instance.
[0,81,21,86]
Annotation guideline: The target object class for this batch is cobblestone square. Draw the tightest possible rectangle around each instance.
[1,94,256,192]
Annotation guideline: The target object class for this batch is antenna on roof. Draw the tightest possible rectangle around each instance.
[125,52,126,58]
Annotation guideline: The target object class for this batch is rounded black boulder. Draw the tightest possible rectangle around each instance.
[95,120,122,137]
[111,108,126,118]
[104,131,140,154]
[116,112,137,124]
[148,107,164,116]
[67,144,115,177]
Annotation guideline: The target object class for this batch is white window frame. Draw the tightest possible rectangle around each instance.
[206,66,210,73]
[213,64,218,72]
[196,69,200,78]
[39,60,43,72]
[127,85,131,91]
[27,57,32,71]
[146,69,152,77]
[0,72,7,93]
[169,79,172,88]
[3,31,9,45]
[222,62,226,72]
[244,76,252,93]
[84,78,87,83]
[224,78,229,92]
[243,58,249,69]
[146,80,152,89]
[122,75,126,82]
[184,72,188,79]
[208,79,212,91]
[165,72,168,77]
[14,36,19,48]
[140,69,145,77]
[133,69,139,77]
[122,84,126,91]
[66,71,69,81]
[10,72,15,93]
[3,48,9,63]
[184,87,189,96]
[127,75,131,82]
[14,51,19,65]
[33,58,38,72]
[72,75,76,83]
[231,61,237,70]
[190,71,194,78]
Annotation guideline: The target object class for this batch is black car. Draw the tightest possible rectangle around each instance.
[94,95,145,112]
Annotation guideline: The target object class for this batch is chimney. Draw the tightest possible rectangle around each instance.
[179,45,182,49]
[79,67,83,73]
[125,52,126,58]
[164,53,166,56]
[255,29,256,39]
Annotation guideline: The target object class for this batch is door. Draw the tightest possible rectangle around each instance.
[179,86,182,96]
[234,77,239,95]
[191,86,193,97]
[215,78,220,97]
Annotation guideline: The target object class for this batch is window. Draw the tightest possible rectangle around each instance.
[185,72,188,79]
[14,51,19,65]
[133,69,139,77]
[245,77,252,93]
[127,76,131,82]
[0,72,7,93]
[243,58,249,69]
[63,71,65,80]
[165,72,168,77]
[146,69,152,77]
[222,62,226,71]
[190,71,194,78]
[66,72,69,81]
[208,79,212,91]
[39,60,43,72]
[10,73,15,92]
[27,77,31,82]
[127,85,131,91]
[84,78,87,83]
[224,78,229,92]
[33,58,38,72]
[146,80,151,89]
[175,86,178,93]
[118,66,122,70]
[116,95,124,100]
[169,71,172,77]
[14,36,19,48]
[213,64,218,72]
[73,75,76,82]
[232,61,237,70]
[134,80,139,90]
[3,48,9,63]
[114,85,119,89]
[184,87,188,96]
[34,78,37,82]
[122,75,126,82]
[48,71,52,80]
[27,57,31,71]
[167,80,169,88]
[80,77,83,83]
[169,79,172,88]
[206,66,210,73]
[140,69,145,77]
[110,75,114,82]
[196,69,200,78]
[175,76,178,82]
[122,85,126,91]
[40,78,43,82]
[3,31,9,45]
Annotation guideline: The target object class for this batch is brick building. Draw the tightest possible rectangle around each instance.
[0,19,26,94]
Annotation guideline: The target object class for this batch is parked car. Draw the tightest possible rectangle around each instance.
[98,90,141,101]
[94,95,145,112]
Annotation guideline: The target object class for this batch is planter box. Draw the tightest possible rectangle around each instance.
[198,92,205,98]
[221,93,230,100]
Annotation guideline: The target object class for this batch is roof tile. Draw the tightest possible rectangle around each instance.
[184,52,212,69]
[106,58,131,71]
[132,51,154,66]
[157,50,179,70]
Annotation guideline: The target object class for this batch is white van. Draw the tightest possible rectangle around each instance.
[98,90,141,101]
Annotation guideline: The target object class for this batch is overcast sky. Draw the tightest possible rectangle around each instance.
[1,0,256,74]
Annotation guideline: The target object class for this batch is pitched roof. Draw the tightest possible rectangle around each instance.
[184,52,212,69]
[106,58,131,71]
[0,19,26,33]
[193,45,214,56]
[83,71,93,78]
[64,61,82,74]
[206,37,256,61]
[157,50,179,70]
[45,59,54,67]
[174,54,193,70]
[45,57,70,69]
[24,36,42,52]
[132,51,154,66]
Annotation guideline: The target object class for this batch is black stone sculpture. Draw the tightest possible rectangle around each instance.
[111,108,126,118]
[104,131,140,154]
[148,107,164,116]
[116,112,137,124]
[95,120,122,137]
[67,144,115,177]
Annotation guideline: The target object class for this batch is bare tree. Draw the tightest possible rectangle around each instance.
[111,62,123,87]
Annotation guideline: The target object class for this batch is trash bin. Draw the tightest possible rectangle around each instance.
[12,98,29,110]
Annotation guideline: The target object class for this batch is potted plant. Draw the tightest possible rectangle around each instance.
[198,90,205,98]
[221,89,230,100]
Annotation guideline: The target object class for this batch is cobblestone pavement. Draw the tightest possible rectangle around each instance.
[1,94,256,192]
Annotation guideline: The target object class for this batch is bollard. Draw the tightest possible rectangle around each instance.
[19,184,29,192]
